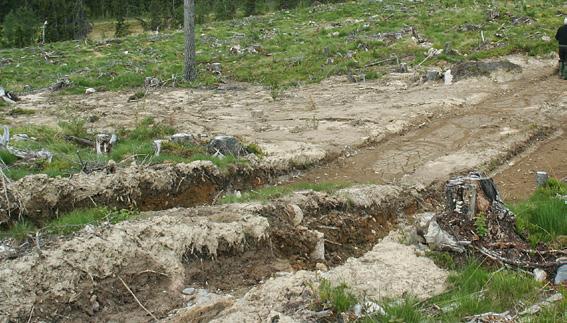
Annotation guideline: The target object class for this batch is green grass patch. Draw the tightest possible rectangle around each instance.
[318,279,358,313]
[512,178,567,247]
[46,207,140,235]
[0,0,562,93]
[220,181,349,204]
[1,117,253,180]
[0,220,37,241]
[0,207,141,240]
[0,150,18,165]
[7,108,35,116]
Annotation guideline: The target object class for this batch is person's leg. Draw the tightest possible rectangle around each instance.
[560,47,567,79]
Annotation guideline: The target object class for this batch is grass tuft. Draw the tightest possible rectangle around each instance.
[318,279,357,313]
[513,178,567,246]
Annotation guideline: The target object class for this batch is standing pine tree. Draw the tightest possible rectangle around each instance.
[114,0,129,37]
[2,6,39,48]
[72,0,91,39]
[244,0,257,16]
[149,0,163,31]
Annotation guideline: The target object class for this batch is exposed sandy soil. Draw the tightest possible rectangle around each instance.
[5,56,564,191]
[494,129,567,202]
[2,54,567,322]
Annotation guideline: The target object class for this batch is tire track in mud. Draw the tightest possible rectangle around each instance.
[290,70,566,187]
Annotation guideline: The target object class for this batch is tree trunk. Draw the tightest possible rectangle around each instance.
[183,0,197,81]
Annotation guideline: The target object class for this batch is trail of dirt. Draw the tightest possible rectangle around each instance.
[290,57,567,190]
[494,128,567,202]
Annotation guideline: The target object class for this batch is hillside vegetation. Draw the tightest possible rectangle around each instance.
[0,0,563,94]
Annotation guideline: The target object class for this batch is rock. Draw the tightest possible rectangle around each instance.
[207,135,246,156]
[451,60,522,82]
[426,70,440,81]
[170,133,194,145]
[310,231,325,261]
[85,88,97,95]
[554,264,567,285]
[315,263,328,272]
[0,243,16,260]
[533,268,547,282]
[542,35,551,42]
[364,301,386,316]
[354,303,362,317]
[422,216,464,253]
[285,204,304,226]
[182,287,196,295]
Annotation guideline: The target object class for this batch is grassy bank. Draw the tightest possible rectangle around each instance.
[0,0,562,94]
[0,117,251,180]
[0,207,141,240]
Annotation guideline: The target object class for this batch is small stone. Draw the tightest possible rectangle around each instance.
[542,35,551,42]
[315,263,328,272]
[182,287,196,295]
[85,88,96,95]
[310,231,325,261]
[533,268,547,282]
[286,204,304,226]
[554,264,567,285]
[354,304,362,317]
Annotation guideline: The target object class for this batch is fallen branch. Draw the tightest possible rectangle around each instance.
[64,135,95,147]
[475,246,556,269]
[364,57,397,68]
[118,276,158,321]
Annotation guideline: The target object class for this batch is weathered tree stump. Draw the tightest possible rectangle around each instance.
[95,134,116,155]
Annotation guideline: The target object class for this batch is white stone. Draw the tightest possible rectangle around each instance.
[533,268,547,282]
[85,88,96,95]
[182,287,196,295]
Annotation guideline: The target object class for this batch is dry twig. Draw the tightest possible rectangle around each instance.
[118,276,158,321]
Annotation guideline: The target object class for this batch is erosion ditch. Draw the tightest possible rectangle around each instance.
[0,184,419,321]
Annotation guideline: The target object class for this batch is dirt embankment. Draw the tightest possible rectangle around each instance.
[0,184,438,322]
